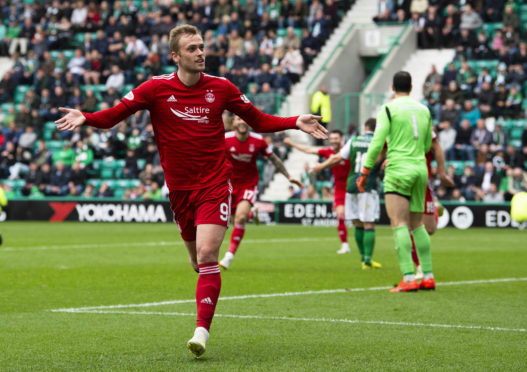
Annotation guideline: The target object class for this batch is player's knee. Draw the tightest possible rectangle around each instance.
[235,215,247,225]
[426,224,436,235]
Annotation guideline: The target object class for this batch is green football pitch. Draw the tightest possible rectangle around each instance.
[1,222,526,371]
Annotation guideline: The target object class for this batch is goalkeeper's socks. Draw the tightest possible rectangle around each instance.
[337,215,348,243]
[354,227,365,261]
[228,224,245,254]
[410,233,420,266]
[196,263,221,331]
[412,225,432,274]
[362,228,375,265]
[393,225,414,275]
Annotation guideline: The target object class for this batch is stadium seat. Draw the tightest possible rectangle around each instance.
[43,122,57,140]
[1,102,15,114]
[45,140,64,153]
[14,85,30,104]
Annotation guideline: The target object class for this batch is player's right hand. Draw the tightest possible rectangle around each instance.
[356,167,371,193]
[296,114,328,140]
[289,177,304,189]
[55,107,87,131]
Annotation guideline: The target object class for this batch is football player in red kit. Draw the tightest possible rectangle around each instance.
[411,132,454,284]
[55,25,327,358]
[220,116,302,269]
[283,130,351,254]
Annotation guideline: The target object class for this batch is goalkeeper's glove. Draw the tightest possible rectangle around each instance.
[356,167,371,193]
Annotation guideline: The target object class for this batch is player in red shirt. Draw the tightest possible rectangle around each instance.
[410,132,454,285]
[219,115,302,269]
[55,24,327,358]
[283,130,351,254]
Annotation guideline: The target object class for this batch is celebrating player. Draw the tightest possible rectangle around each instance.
[283,130,351,254]
[357,71,433,293]
[411,133,454,279]
[55,24,327,358]
[312,118,382,269]
[219,116,303,270]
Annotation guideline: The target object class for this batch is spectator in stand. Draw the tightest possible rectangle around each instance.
[422,6,442,49]
[504,85,523,118]
[456,28,476,59]
[507,167,527,196]
[423,64,442,97]
[477,81,495,117]
[68,49,86,83]
[281,46,303,84]
[36,163,52,195]
[68,161,87,196]
[410,12,425,47]
[426,82,443,118]
[251,83,276,114]
[82,183,95,198]
[441,80,464,105]
[460,100,480,127]
[102,86,120,106]
[460,4,483,30]
[439,98,461,127]
[438,120,457,160]
[75,140,94,169]
[0,71,16,102]
[458,165,478,200]
[105,65,125,93]
[46,161,71,196]
[53,142,75,167]
[96,182,114,198]
[471,118,492,153]
[82,89,98,113]
[125,35,149,65]
[441,4,460,48]
[483,182,504,203]
[506,64,526,88]
[474,161,501,201]
[410,0,428,15]
[123,148,139,179]
[457,61,477,98]
[373,0,394,23]
[71,1,88,31]
[474,30,492,59]
[490,123,508,153]
[21,162,39,197]
[143,181,162,200]
[455,119,475,161]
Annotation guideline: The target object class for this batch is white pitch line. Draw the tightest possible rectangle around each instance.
[1,237,347,252]
[56,310,527,333]
[50,277,527,313]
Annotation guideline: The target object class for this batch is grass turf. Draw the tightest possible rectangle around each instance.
[0,222,526,371]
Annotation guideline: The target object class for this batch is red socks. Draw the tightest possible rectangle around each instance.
[337,215,347,243]
[196,262,221,331]
[228,224,245,254]
[410,233,420,266]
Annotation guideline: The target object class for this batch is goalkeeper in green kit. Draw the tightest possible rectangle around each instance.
[357,71,434,292]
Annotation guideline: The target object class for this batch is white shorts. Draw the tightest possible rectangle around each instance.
[345,191,380,223]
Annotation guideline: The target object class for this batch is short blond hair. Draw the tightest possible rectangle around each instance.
[169,24,202,54]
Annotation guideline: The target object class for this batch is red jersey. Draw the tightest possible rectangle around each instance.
[83,72,298,190]
[225,131,272,187]
[426,131,437,179]
[318,147,350,192]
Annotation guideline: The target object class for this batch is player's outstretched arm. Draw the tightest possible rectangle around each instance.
[55,107,86,131]
[431,139,455,187]
[311,153,343,174]
[296,114,328,140]
[55,102,133,131]
[268,153,304,188]
[283,137,320,155]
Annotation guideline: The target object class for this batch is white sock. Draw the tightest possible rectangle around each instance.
[403,274,416,282]
[224,251,234,261]
[341,242,349,250]
[424,273,434,280]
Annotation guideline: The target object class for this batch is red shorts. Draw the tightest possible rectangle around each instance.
[231,184,258,211]
[169,181,232,242]
[424,183,435,215]
[333,188,346,209]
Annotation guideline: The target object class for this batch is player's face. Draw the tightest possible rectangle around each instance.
[329,133,342,151]
[233,117,249,134]
[173,34,205,73]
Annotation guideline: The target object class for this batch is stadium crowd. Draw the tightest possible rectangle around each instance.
[0,0,526,204]
[0,0,352,200]
[372,0,527,202]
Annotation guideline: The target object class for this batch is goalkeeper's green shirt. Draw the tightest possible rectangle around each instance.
[364,96,432,169]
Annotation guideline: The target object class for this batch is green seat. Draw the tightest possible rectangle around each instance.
[14,85,30,103]
[1,102,15,114]
[122,84,134,94]
[43,122,57,140]
[137,158,146,170]
[50,49,76,62]
[161,65,177,74]
[510,139,522,149]
[45,140,64,153]
[510,124,525,140]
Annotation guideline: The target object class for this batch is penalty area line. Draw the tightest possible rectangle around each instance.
[50,277,527,313]
[56,309,527,334]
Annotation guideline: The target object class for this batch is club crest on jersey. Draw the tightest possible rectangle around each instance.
[240,94,250,104]
[205,90,215,103]
[249,144,255,152]
[124,91,134,100]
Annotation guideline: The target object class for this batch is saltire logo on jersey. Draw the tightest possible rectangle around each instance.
[167,95,177,102]
[170,107,209,124]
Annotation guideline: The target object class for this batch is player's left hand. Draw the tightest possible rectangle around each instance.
[288,177,304,188]
[356,167,371,193]
[440,174,455,188]
[296,115,328,140]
